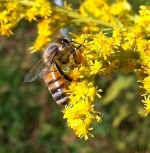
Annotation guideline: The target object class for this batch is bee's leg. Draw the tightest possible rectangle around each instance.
[70,41,81,45]
[55,63,72,82]
[58,52,70,64]
[70,40,86,48]
[60,40,85,64]
[59,56,69,64]
[59,47,80,64]
[67,46,81,64]
[59,50,75,64]
[72,52,80,64]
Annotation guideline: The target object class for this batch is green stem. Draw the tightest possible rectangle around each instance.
[54,6,115,28]
[19,0,35,6]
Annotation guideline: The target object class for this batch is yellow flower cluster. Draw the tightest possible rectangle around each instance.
[136,5,150,29]
[63,82,102,140]
[142,96,150,116]
[134,6,150,115]
[79,0,132,30]
[69,4,150,117]
[71,25,150,117]
[0,0,52,50]
[30,19,52,52]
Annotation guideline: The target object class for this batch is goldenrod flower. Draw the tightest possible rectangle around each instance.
[63,82,102,139]
[89,32,114,60]
[5,2,19,13]
[112,28,123,46]
[143,76,150,94]
[30,19,52,52]
[111,0,131,17]
[136,5,150,28]
[89,60,103,75]
[69,68,84,81]
[142,96,150,116]
[24,0,52,21]
[79,0,114,24]
[0,0,52,51]
[25,7,39,21]
[0,22,13,36]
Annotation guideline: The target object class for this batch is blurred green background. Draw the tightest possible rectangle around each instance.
[0,0,150,153]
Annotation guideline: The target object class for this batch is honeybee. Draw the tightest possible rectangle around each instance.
[24,37,83,107]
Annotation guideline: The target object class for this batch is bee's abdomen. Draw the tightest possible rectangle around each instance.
[44,65,68,107]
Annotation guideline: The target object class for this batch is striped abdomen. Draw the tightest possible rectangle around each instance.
[43,64,68,107]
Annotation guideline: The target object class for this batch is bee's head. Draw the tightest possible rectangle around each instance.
[56,37,70,47]
[61,38,70,46]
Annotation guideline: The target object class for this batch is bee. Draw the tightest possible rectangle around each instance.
[24,37,84,107]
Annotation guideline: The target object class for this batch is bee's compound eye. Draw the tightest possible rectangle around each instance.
[62,39,69,46]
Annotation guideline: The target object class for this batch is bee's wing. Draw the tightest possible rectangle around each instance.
[24,47,58,83]
[23,59,46,83]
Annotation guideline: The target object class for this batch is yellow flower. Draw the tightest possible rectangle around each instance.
[143,76,150,94]
[37,1,52,18]
[24,0,52,21]
[79,0,114,24]
[136,5,150,28]
[6,2,19,13]
[67,82,97,104]
[30,19,52,52]
[0,23,13,36]
[111,0,131,17]
[138,40,150,56]
[25,7,39,21]
[69,68,83,81]
[142,96,150,116]
[0,11,8,24]
[64,81,103,139]
[63,101,102,140]
[0,0,52,37]
[73,117,94,140]
[89,60,102,75]
[89,32,114,60]
[78,66,91,78]
[112,28,123,46]
[137,39,150,67]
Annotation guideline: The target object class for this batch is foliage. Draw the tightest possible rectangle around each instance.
[0,0,150,150]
